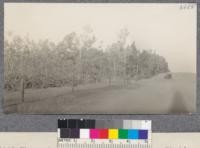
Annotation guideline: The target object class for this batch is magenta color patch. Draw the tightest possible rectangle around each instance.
[90,129,99,139]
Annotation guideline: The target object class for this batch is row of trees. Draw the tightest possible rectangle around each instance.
[4,29,169,92]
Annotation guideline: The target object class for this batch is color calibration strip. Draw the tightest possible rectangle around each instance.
[59,128,148,139]
[57,119,151,147]
[58,119,151,129]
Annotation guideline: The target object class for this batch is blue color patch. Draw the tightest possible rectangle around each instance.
[128,130,139,139]
[139,130,148,139]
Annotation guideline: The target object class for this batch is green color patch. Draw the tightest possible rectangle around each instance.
[118,129,128,139]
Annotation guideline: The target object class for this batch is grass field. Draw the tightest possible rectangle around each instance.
[4,72,196,114]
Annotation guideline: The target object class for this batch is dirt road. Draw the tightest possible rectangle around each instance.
[4,73,196,114]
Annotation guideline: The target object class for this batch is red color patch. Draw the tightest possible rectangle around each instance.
[99,129,108,139]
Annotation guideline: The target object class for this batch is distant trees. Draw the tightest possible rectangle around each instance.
[4,29,169,93]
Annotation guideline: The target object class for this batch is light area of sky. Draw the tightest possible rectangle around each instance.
[4,3,197,73]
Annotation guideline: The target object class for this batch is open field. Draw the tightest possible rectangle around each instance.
[3,73,196,114]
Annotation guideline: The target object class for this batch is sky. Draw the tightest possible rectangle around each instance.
[4,3,197,73]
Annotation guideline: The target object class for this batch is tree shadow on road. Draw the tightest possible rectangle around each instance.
[169,91,189,114]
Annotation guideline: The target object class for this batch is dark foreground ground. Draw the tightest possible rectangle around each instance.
[4,73,196,114]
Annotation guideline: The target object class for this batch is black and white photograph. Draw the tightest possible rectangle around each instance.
[4,3,196,114]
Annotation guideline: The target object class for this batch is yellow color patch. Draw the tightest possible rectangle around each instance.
[108,129,118,139]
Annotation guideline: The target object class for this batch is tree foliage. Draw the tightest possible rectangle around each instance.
[4,29,169,91]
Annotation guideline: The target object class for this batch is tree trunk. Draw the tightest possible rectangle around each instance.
[71,60,75,93]
[20,78,24,103]
[109,75,112,85]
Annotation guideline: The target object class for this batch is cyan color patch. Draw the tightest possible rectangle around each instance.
[128,129,139,139]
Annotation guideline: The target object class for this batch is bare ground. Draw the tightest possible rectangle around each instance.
[3,73,196,114]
